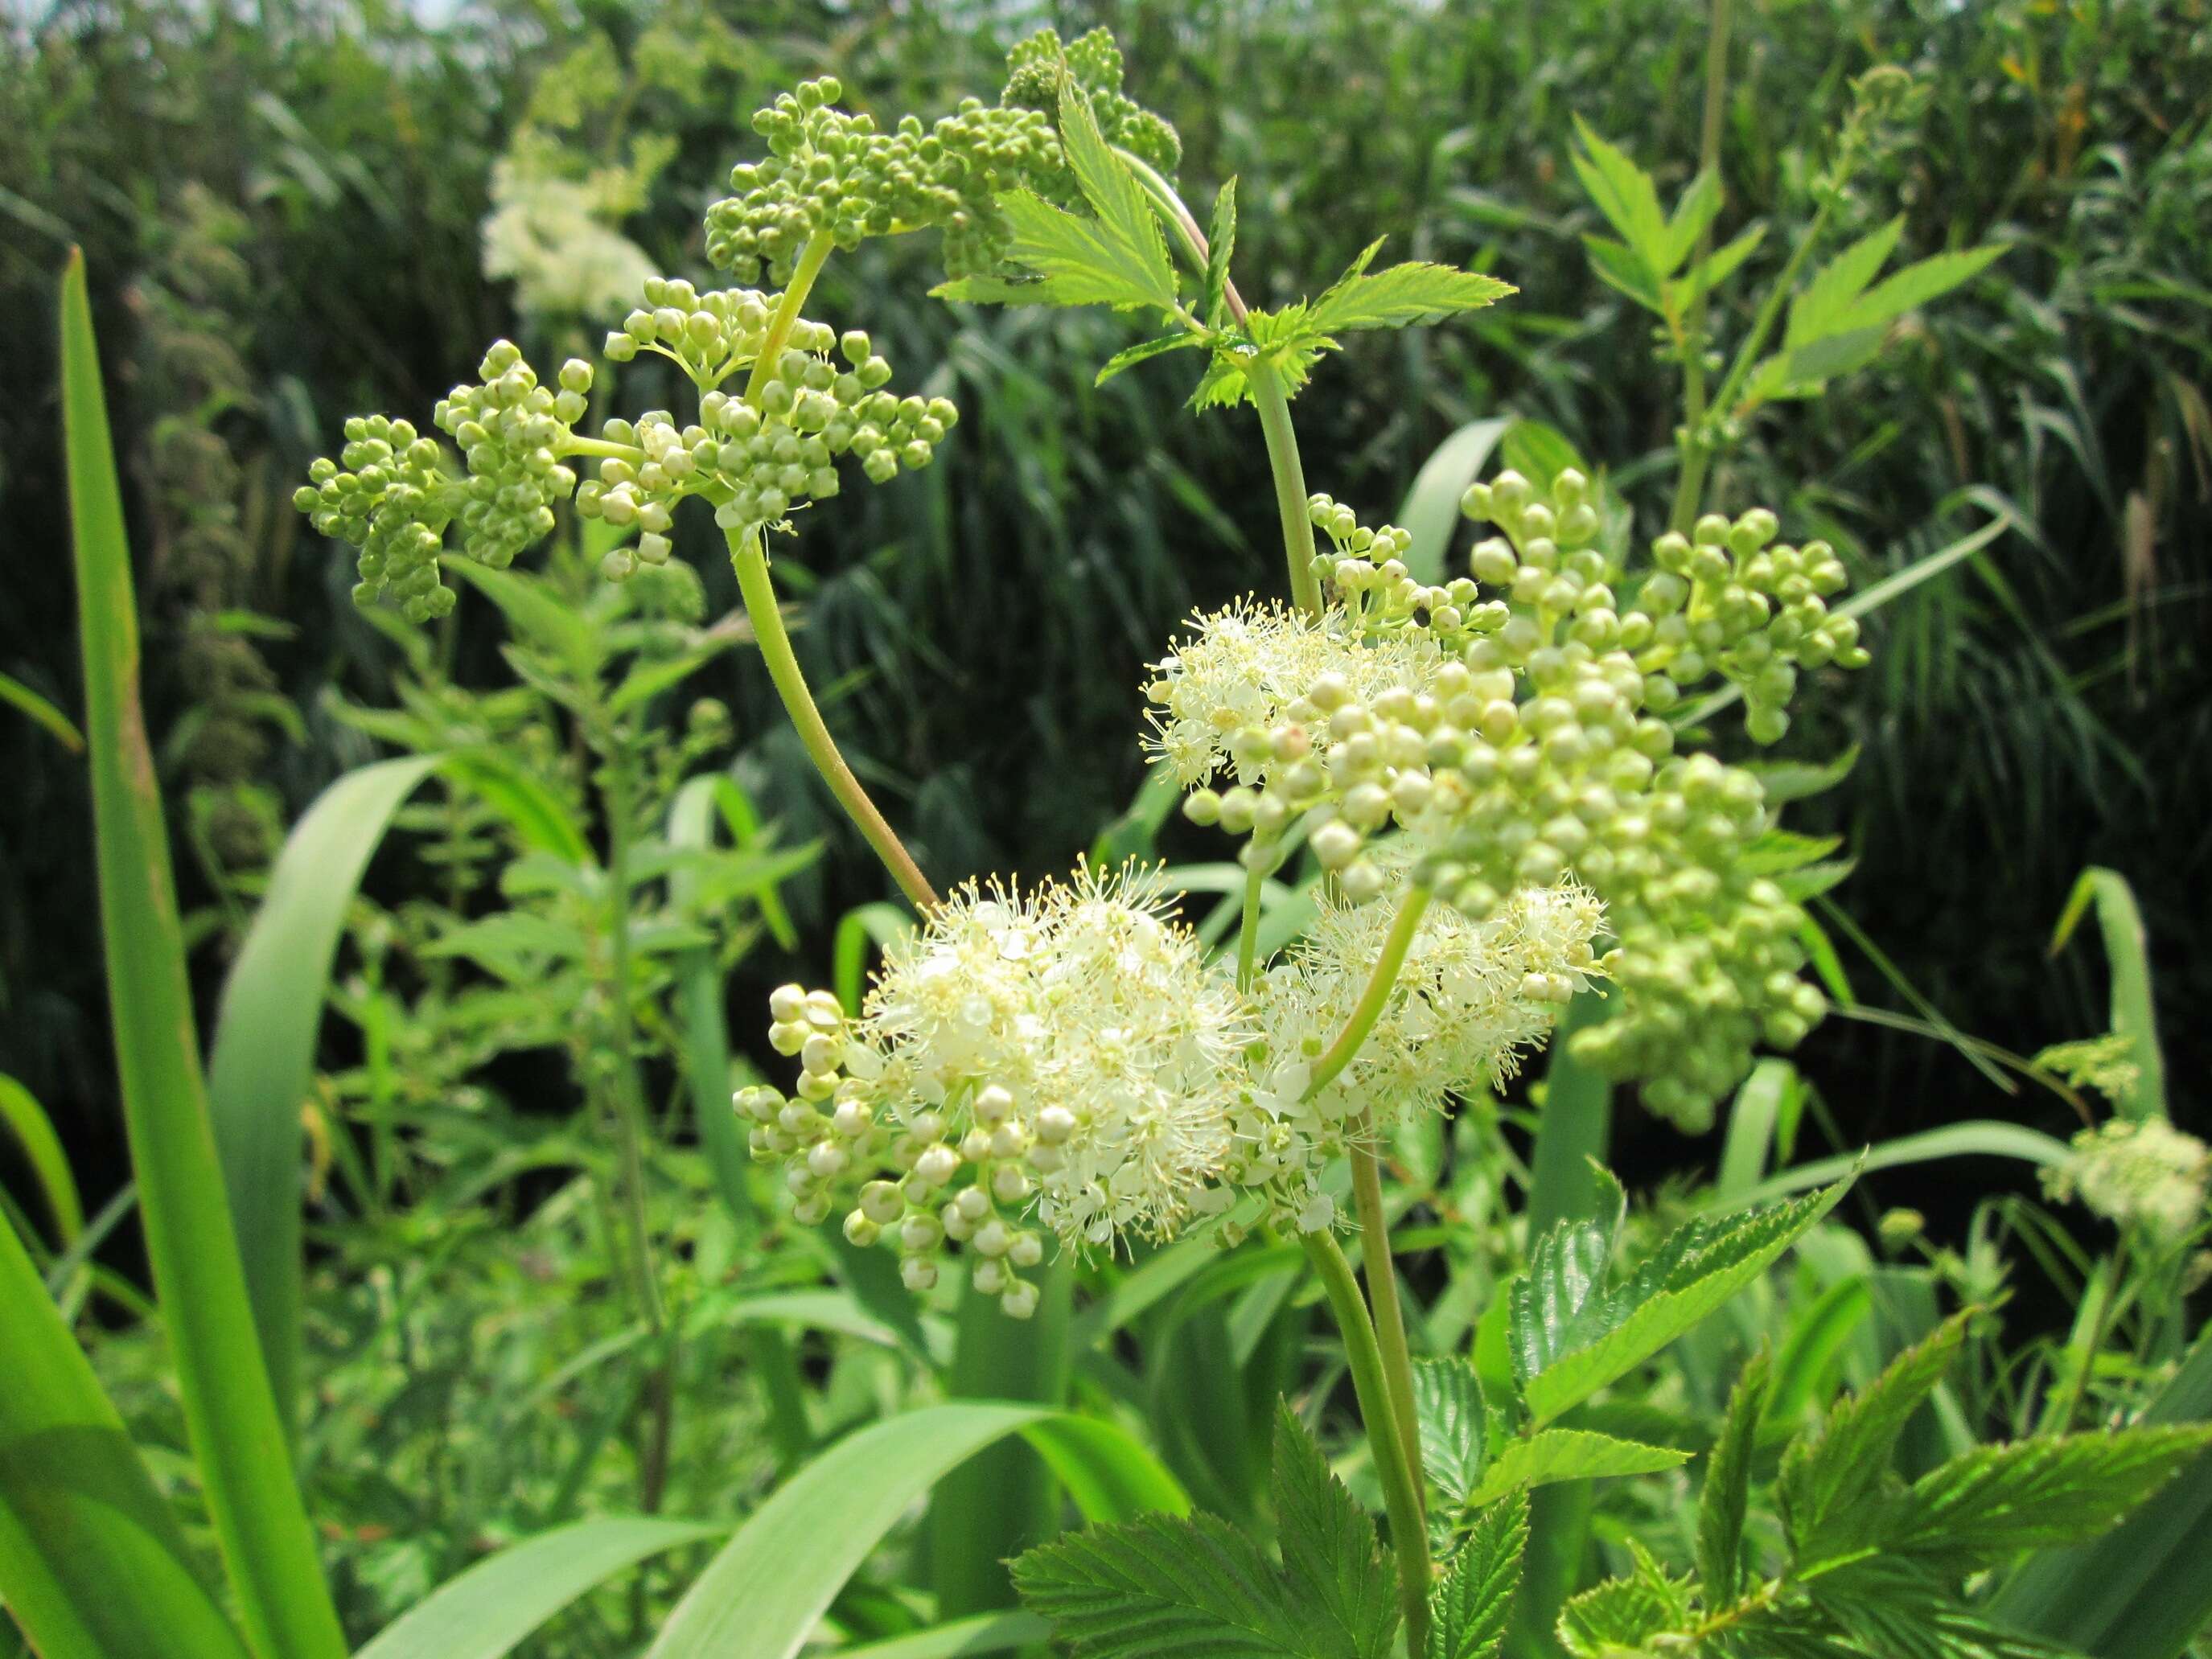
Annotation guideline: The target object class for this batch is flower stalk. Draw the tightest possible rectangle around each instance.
[1301,1228,1433,1652]
[726,524,939,911]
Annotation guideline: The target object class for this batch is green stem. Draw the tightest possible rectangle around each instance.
[561,435,646,464]
[1670,0,1736,533]
[1303,1230,1433,1653]
[1251,363,1325,617]
[600,739,665,1337]
[1305,885,1433,1100]
[1235,839,1273,992]
[726,524,939,911]
[745,232,835,407]
[1349,1124,1427,1519]
[1117,150,1322,615]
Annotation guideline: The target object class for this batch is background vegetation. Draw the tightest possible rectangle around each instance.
[2,0,2209,1653]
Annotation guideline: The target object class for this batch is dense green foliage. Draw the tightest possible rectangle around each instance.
[3,3,2210,1658]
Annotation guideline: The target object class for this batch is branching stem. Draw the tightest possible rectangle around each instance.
[726,524,939,911]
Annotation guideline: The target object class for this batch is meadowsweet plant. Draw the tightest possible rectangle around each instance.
[289,27,2201,1659]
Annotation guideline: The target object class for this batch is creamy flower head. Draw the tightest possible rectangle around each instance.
[482,158,657,324]
[1265,877,1606,1120]
[850,862,1253,1250]
[2043,1116,2210,1242]
[1143,597,1444,786]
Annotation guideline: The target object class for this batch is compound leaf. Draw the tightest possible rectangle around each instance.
[1427,1492,1527,1659]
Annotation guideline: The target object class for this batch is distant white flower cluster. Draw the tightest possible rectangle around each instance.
[481,158,656,326]
[2044,1116,2210,1242]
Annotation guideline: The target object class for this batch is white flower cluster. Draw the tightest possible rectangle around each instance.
[1263,880,1604,1119]
[481,158,656,326]
[738,866,1252,1315]
[2043,1116,2210,1242]
[1144,598,1443,790]
[743,860,1601,1312]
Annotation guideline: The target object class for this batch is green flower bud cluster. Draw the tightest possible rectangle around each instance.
[703,30,1179,285]
[705,77,1054,283]
[1001,27,1182,185]
[1465,477,1866,745]
[293,341,586,621]
[601,274,775,380]
[737,985,1049,1319]
[1153,472,1869,1131]
[574,318,954,573]
[1305,492,1510,643]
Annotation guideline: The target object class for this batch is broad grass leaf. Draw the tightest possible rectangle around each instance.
[61,247,346,1659]
[207,753,442,1427]
[355,1517,721,1659]
[0,1211,253,1659]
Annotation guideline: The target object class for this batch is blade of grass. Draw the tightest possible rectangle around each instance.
[61,246,345,1659]
[1398,417,1510,584]
[207,754,441,1436]
[2050,866,2165,1120]
[648,1403,1175,1659]
[0,667,83,752]
[928,1264,1075,1616]
[1708,1121,2072,1210]
[0,1072,82,1247]
[835,1612,1054,1659]
[0,1212,254,1659]
[354,1517,722,1659]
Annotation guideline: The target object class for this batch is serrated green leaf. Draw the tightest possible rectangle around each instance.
[1096,331,1207,385]
[1667,221,1768,306]
[1510,1219,1617,1384]
[1413,1358,1488,1509]
[1273,1406,1400,1658]
[1739,830,1844,877]
[1660,168,1723,273]
[1839,244,2008,333]
[1745,745,1860,805]
[1569,117,1667,272]
[929,273,1074,306]
[1013,1511,1316,1659]
[1778,1310,1971,1562]
[993,190,1180,310]
[1787,218,1906,347]
[1466,1431,1689,1508]
[1582,237,1663,314]
[1698,1350,1773,1606]
[1204,179,1238,326]
[1522,1181,1848,1427]
[1427,1492,1527,1659]
[1888,1426,2212,1568]
[1307,259,1515,335]
[1556,1544,1692,1657]
[1056,82,1179,311]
